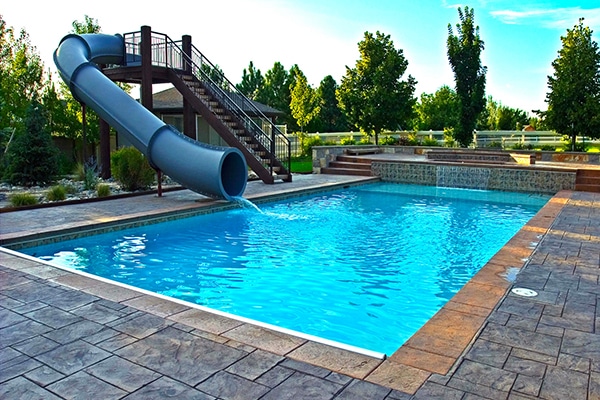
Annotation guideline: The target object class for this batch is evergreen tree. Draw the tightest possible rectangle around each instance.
[541,18,600,149]
[447,6,487,147]
[5,101,59,185]
[315,75,348,132]
[236,61,264,100]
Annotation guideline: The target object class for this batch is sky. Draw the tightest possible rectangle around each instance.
[3,0,600,115]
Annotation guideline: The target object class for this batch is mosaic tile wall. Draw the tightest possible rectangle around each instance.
[372,162,576,194]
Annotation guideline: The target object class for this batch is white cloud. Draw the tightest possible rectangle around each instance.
[490,6,600,30]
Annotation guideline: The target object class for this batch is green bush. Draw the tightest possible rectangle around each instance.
[9,193,39,207]
[539,144,556,151]
[340,135,356,145]
[96,183,111,197]
[487,141,503,149]
[111,147,155,191]
[299,134,324,157]
[379,136,397,145]
[561,137,589,152]
[511,142,534,150]
[421,137,440,147]
[46,185,67,201]
[74,158,99,190]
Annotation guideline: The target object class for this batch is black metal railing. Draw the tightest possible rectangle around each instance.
[122,30,291,177]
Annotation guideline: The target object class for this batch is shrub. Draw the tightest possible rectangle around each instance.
[539,144,556,151]
[9,193,39,207]
[561,137,589,152]
[487,141,503,149]
[46,185,67,201]
[340,135,356,146]
[379,136,397,145]
[299,134,324,157]
[511,142,534,150]
[96,184,111,197]
[75,158,99,190]
[111,147,155,191]
[421,137,440,147]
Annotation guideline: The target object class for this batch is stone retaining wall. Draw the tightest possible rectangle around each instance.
[372,161,576,194]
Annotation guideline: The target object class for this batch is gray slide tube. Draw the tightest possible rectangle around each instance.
[53,33,247,200]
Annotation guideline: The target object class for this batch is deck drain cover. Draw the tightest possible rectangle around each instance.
[511,288,538,297]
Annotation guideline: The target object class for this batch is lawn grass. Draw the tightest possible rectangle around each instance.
[290,156,312,173]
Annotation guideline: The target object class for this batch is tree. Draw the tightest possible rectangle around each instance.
[236,61,264,100]
[5,101,59,185]
[315,75,347,132]
[478,96,529,130]
[541,18,600,149]
[0,15,45,154]
[447,6,487,147]
[337,31,417,144]
[414,85,459,130]
[290,73,319,132]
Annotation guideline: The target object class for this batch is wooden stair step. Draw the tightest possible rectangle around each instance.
[321,167,372,177]
[335,155,374,164]
[328,161,372,170]
[575,184,600,193]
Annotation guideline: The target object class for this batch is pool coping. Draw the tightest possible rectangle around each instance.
[0,178,571,395]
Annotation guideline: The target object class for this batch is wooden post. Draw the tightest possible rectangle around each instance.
[81,103,87,164]
[99,119,111,178]
[182,34,196,139]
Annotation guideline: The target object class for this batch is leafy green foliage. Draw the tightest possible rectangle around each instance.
[339,135,356,145]
[46,185,67,201]
[421,137,441,147]
[379,136,398,145]
[478,96,529,130]
[447,7,487,147]
[0,16,45,155]
[541,18,600,149]
[337,31,417,144]
[9,192,38,207]
[290,73,320,132]
[298,133,324,157]
[414,86,459,130]
[4,101,59,185]
[110,147,155,191]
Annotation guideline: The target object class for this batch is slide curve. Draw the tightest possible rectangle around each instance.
[53,33,248,201]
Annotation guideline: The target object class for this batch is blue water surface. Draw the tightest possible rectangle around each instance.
[22,183,550,355]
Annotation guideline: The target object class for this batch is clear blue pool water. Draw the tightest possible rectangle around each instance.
[22,183,550,355]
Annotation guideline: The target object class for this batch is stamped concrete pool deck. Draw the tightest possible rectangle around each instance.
[1,173,599,399]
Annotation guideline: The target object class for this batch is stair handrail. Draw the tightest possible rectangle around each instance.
[121,30,290,176]
[185,42,290,174]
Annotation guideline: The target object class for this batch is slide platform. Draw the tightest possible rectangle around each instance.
[53,33,247,200]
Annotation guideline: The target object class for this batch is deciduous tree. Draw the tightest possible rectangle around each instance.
[0,15,45,153]
[540,18,600,149]
[290,73,319,132]
[414,85,459,131]
[447,6,487,147]
[337,31,417,144]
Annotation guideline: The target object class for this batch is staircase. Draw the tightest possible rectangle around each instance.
[321,155,373,176]
[575,169,600,193]
[123,31,291,184]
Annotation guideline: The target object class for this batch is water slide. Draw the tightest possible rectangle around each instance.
[53,33,248,201]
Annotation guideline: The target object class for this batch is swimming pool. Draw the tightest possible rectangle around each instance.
[22,183,550,355]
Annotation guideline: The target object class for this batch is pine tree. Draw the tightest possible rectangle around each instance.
[5,101,59,185]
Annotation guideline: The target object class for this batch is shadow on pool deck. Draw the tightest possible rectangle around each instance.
[1,174,599,399]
